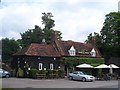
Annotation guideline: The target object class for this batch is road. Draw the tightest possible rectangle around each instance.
[1,78,119,89]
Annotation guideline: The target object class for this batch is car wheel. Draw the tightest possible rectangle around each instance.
[6,74,10,78]
[69,76,73,80]
[82,77,86,82]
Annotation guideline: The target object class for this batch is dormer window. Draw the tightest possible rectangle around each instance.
[68,46,76,56]
[90,48,96,57]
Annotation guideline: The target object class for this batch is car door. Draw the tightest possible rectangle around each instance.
[72,72,80,80]
[77,72,84,80]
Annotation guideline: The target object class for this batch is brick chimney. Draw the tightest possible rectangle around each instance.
[51,31,64,55]
[51,31,58,43]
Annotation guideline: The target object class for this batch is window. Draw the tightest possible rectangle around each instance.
[68,46,76,56]
[90,48,96,57]
[50,63,53,70]
[73,72,78,74]
[39,63,43,70]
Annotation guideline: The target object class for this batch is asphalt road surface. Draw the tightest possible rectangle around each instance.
[1,78,119,89]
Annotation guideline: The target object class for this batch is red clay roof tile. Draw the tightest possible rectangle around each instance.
[13,43,61,57]
[14,31,101,58]
[57,40,101,57]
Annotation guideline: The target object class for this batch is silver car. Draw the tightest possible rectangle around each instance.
[0,68,10,78]
[68,71,95,82]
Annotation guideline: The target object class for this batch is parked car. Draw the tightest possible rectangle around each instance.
[68,71,95,82]
[0,68,10,78]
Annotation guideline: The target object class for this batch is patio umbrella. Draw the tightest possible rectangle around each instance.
[76,63,94,68]
[109,64,119,68]
[94,64,110,68]
[109,64,119,74]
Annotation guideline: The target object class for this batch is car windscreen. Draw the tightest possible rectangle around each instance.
[79,72,85,75]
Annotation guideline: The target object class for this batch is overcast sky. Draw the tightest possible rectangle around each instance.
[0,0,119,42]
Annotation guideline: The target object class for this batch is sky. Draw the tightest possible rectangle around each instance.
[0,0,120,43]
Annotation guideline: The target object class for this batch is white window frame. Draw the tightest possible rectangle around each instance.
[90,48,96,57]
[69,50,76,56]
[50,63,53,70]
[68,46,76,56]
[91,52,96,57]
[39,63,43,70]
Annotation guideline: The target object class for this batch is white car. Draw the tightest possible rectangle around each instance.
[68,71,95,82]
[0,68,10,78]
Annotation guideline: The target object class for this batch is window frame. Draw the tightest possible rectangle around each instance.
[68,46,76,56]
[90,48,96,57]
[50,63,53,70]
[39,63,43,70]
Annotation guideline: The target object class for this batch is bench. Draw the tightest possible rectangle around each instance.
[36,74,46,79]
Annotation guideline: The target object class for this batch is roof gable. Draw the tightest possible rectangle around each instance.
[69,46,75,51]
[91,48,95,53]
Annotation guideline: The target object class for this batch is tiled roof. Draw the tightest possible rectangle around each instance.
[13,43,61,57]
[14,40,101,57]
[14,31,101,58]
[57,40,101,57]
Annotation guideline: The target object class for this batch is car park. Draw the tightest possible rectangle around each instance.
[0,68,10,78]
[68,71,95,82]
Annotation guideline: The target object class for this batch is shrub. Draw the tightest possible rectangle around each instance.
[17,68,24,78]
[58,70,64,78]
[47,69,53,75]
[29,68,38,78]
[53,69,59,77]
[53,69,59,74]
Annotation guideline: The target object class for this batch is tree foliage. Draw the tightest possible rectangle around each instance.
[42,12,55,29]
[20,12,62,47]
[20,25,43,47]
[85,32,103,55]
[85,32,102,47]
[101,12,120,46]
[62,57,104,67]
[101,12,120,57]
[1,12,62,63]
[85,12,120,58]
[2,38,20,62]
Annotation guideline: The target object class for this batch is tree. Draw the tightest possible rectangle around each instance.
[42,12,56,44]
[20,25,44,47]
[42,12,55,29]
[100,12,120,57]
[85,12,120,58]
[2,38,20,63]
[20,12,62,47]
[85,32,103,54]
[101,12,120,46]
